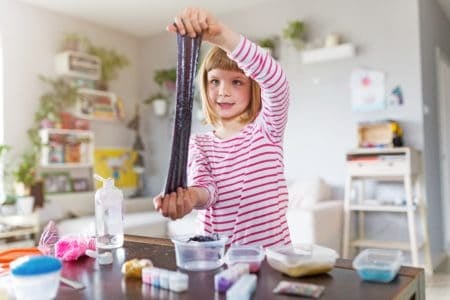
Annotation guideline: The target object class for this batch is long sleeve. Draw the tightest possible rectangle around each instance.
[187,135,217,209]
[228,36,290,143]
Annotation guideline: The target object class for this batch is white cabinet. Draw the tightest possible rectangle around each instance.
[342,147,432,273]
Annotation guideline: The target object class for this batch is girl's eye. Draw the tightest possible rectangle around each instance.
[232,80,243,86]
[209,79,219,85]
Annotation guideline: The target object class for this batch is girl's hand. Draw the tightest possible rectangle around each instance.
[166,7,239,52]
[152,187,205,220]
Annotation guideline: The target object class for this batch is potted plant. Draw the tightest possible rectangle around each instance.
[28,76,79,150]
[61,33,89,52]
[282,20,307,50]
[12,151,37,214]
[258,37,277,56]
[87,45,130,90]
[144,93,169,116]
[154,68,177,93]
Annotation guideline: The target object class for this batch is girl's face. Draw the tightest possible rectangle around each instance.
[206,68,251,123]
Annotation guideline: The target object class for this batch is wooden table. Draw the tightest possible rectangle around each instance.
[56,235,425,299]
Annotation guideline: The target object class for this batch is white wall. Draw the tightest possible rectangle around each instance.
[140,0,423,195]
[0,0,140,158]
[418,0,450,259]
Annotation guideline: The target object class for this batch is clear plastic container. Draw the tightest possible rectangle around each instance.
[266,244,338,277]
[225,245,265,272]
[10,255,62,300]
[171,234,227,271]
[353,249,403,283]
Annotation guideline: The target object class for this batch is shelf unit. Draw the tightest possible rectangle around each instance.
[39,128,95,193]
[301,43,355,64]
[342,147,432,273]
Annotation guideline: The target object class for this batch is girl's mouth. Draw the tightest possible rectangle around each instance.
[216,102,234,109]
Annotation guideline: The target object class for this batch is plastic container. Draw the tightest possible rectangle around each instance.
[225,245,265,272]
[171,234,227,271]
[353,249,403,283]
[10,255,62,300]
[94,174,124,249]
[266,244,338,277]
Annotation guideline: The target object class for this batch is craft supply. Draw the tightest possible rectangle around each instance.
[353,249,402,283]
[225,245,265,273]
[85,249,97,259]
[171,234,227,271]
[214,263,249,293]
[163,33,202,194]
[94,174,124,249]
[121,258,153,277]
[273,281,325,298]
[98,252,113,265]
[142,267,188,293]
[169,272,188,292]
[55,235,96,261]
[10,255,62,300]
[266,244,338,277]
[226,274,257,300]
[38,220,59,256]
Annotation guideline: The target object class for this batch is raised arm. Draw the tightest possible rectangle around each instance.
[229,38,290,142]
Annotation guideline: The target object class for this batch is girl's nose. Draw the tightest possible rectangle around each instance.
[219,83,231,97]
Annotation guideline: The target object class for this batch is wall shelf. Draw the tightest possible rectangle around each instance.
[301,43,355,64]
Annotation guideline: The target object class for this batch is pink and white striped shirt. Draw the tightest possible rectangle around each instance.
[188,36,291,247]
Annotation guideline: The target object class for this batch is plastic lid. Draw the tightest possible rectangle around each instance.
[266,244,338,267]
[11,255,62,276]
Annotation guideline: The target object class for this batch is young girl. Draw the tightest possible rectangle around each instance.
[153,8,291,247]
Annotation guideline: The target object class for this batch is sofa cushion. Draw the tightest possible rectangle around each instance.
[288,177,331,209]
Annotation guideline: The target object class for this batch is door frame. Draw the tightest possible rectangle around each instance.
[436,47,450,252]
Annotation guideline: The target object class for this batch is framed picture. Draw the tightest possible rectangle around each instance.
[75,88,117,121]
[71,178,90,192]
[42,172,72,194]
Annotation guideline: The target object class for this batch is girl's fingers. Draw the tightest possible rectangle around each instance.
[153,195,163,211]
[176,188,185,218]
[161,193,170,217]
[168,192,177,220]
[189,9,203,35]
[173,16,185,35]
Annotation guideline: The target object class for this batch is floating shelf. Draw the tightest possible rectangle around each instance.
[301,43,355,64]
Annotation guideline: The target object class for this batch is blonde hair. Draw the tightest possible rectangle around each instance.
[197,46,261,126]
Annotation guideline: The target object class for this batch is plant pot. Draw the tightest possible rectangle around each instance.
[152,99,168,116]
[16,196,34,215]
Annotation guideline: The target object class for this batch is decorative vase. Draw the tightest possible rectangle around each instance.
[152,99,167,116]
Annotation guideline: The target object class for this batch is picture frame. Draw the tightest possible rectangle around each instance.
[42,172,72,194]
[75,88,117,121]
[71,178,90,192]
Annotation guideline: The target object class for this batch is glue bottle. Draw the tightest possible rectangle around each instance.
[94,174,124,249]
